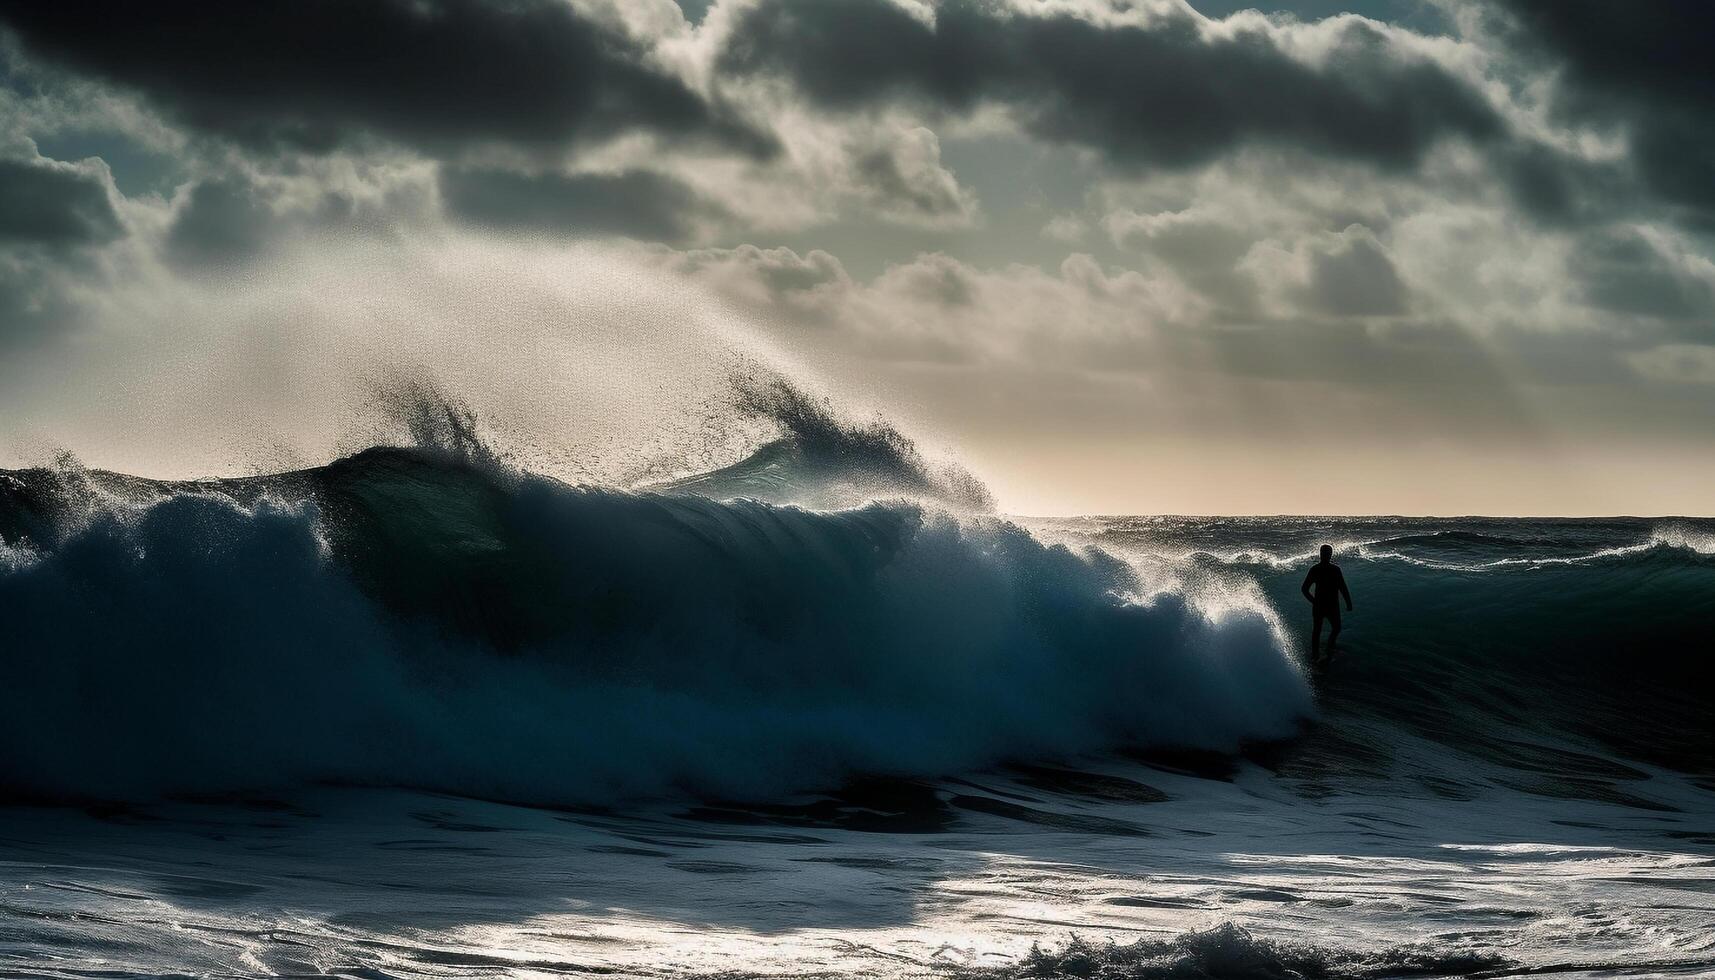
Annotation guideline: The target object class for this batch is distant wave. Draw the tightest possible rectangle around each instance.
[0,443,1305,804]
[1641,523,1715,556]
[1366,529,1566,549]
[1165,525,1715,572]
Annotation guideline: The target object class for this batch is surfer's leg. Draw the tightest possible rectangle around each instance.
[1310,612,1324,658]
[1327,607,1341,650]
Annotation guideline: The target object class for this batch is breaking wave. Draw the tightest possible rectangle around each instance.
[651,374,994,511]
[0,402,1305,803]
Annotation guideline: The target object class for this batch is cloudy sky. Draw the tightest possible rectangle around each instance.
[2,0,1713,514]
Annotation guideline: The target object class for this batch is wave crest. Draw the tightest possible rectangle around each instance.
[655,374,995,511]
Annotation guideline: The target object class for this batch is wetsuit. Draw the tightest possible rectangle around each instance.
[1301,561,1351,653]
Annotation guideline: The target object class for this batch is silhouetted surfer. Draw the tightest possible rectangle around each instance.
[1301,544,1353,663]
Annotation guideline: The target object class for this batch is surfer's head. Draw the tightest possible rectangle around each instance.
[1319,544,1333,562]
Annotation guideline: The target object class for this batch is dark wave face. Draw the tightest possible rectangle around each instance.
[0,446,1301,804]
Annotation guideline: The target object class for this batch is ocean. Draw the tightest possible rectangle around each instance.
[1,399,1711,978]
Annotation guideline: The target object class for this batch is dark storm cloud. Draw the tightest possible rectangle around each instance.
[718,0,1501,172]
[439,168,715,243]
[0,0,774,158]
[1497,1,1715,223]
[0,153,119,350]
[1570,229,1714,323]
[0,153,117,347]
[1492,142,1630,226]
[163,174,430,268]
[0,156,121,246]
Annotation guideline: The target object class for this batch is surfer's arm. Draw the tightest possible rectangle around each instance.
[1300,569,1316,604]
[1338,570,1353,610]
